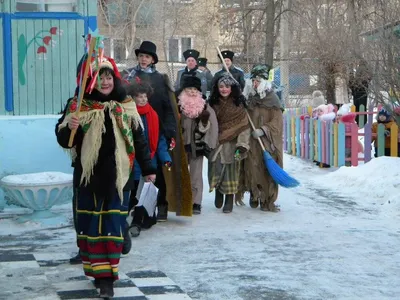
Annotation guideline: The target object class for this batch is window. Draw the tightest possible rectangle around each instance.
[16,0,77,12]
[167,37,193,62]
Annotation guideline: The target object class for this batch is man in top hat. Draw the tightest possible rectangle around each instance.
[197,57,213,94]
[123,41,192,222]
[212,50,245,90]
[175,49,208,97]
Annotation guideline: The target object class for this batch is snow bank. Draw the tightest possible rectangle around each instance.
[313,157,400,215]
[1,172,72,186]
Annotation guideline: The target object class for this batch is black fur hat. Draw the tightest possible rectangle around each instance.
[181,75,201,92]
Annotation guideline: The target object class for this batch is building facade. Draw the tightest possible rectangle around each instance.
[0,0,97,116]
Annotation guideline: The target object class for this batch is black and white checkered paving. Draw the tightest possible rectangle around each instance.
[0,253,192,300]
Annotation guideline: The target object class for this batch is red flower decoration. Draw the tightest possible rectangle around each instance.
[37,46,47,54]
[50,27,58,35]
[115,106,123,113]
[70,102,77,112]
[43,36,52,45]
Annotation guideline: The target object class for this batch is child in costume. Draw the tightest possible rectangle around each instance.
[208,73,250,213]
[177,75,218,214]
[125,80,171,237]
[56,56,156,298]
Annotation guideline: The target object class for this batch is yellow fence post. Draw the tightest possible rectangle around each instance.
[390,123,398,157]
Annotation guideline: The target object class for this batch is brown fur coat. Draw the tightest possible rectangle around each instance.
[243,91,283,211]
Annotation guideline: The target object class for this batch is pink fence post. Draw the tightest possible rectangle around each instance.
[321,121,326,164]
[364,122,372,163]
[300,118,305,158]
[350,123,359,166]
[305,118,310,160]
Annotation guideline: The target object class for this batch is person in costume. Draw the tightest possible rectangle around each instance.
[208,73,250,213]
[178,75,218,214]
[197,57,213,94]
[56,56,156,298]
[212,50,245,90]
[175,49,208,97]
[125,80,171,236]
[241,65,284,212]
[123,41,175,221]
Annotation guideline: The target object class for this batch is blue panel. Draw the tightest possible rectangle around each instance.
[84,16,97,36]
[3,13,13,112]
[12,12,84,20]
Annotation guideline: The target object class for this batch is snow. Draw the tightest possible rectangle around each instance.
[1,172,72,186]
[1,154,400,299]
[311,156,400,217]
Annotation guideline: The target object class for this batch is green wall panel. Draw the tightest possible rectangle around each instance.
[12,18,85,115]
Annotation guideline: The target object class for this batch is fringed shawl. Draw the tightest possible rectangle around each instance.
[58,96,142,201]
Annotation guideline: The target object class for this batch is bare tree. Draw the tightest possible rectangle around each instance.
[98,0,148,59]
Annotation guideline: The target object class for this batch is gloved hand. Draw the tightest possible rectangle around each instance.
[236,146,248,154]
[251,128,264,139]
[199,109,210,125]
[384,130,390,137]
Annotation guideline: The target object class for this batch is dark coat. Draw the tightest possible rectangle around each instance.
[212,66,246,90]
[175,66,208,96]
[123,68,177,142]
[55,86,155,196]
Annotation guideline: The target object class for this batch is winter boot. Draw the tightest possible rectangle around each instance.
[94,278,101,289]
[214,190,224,209]
[193,204,201,215]
[99,278,114,298]
[69,252,82,265]
[157,204,168,222]
[249,194,259,209]
[129,224,141,237]
[223,194,234,213]
[122,221,132,256]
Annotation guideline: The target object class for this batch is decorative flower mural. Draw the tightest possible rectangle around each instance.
[18,26,63,85]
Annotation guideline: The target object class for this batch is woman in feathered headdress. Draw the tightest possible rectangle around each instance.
[56,56,156,298]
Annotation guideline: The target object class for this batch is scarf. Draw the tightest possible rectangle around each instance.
[126,64,156,81]
[136,103,159,158]
[58,96,142,201]
[212,96,249,144]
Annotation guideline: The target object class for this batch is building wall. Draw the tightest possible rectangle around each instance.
[98,0,220,64]
[0,0,97,116]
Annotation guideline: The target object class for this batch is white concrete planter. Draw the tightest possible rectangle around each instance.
[0,172,73,221]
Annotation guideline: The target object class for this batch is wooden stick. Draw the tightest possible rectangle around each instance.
[68,38,97,147]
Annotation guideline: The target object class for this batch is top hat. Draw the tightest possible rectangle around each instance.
[135,41,159,64]
[197,57,208,67]
[218,50,235,61]
[183,49,200,61]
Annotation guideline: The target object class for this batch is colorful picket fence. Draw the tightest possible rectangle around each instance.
[283,106,400,167]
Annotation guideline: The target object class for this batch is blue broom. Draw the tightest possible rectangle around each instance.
[245,111,300,188]
[215,46,299,188]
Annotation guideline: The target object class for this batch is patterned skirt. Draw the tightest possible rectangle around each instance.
[76,187,129,280]
[208,155,241,195]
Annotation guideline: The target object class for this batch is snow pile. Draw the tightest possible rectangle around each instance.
[312,157,400,215]
[1,172,72,186]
